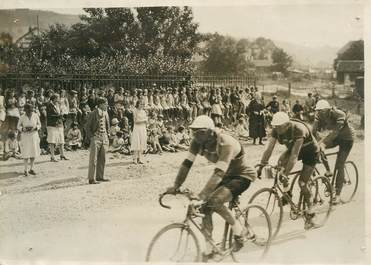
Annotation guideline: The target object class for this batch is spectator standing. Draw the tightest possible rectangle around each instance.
[5,90,20,132]
[17,104,41,176]
[280,99,291,115]
[0,87,5,128]
[86,97,110,184]
[266,95,280,114]
[292,99,304,120]
[46,94,68,162]
[247,97,266,145]
[131,101,148,164]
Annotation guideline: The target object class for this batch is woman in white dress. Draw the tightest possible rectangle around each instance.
[0,87,5,128]
[131,101,147,164]
[18,104,41,176]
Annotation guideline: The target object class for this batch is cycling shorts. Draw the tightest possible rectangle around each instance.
[298,144,320,167]
[217,175,251,198]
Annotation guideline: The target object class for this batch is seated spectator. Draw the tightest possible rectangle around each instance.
[168,126,188,151]
[110,131,130,155]
[109,118,121,144]
[66,122,82,151]
[235,118,250,140]
[159,128,176,152]
[292,99,304,120]
[4,131,21,159]
[148,128,162,154]
[176,126,191,146]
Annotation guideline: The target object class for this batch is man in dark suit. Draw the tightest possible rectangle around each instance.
[86,97,110,184]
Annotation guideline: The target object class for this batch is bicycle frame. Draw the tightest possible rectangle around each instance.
[266,167,308,219]
[180,199,240,258]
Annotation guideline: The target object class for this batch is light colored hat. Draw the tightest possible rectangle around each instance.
[189,115,215,129]
[315,99,331,110]
[111,118,119,125]
[271,112,290,126]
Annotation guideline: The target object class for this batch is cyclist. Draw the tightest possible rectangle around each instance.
[256,112,320,230]
[165,115,257,260]
[312,99,354,205]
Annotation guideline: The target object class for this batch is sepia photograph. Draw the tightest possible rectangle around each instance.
[0,0,368,264]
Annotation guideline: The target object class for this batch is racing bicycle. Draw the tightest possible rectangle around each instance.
[145,188,272,262]
[248,164,333,238]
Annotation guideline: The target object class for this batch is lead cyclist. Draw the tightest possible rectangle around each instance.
[165,115,257,261]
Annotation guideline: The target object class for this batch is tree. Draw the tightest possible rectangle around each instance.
[271,48,292,74]
[200,33,253,75]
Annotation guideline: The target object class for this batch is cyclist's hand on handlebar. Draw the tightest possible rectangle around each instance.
[165,186,178,195]
[256,164,265,178]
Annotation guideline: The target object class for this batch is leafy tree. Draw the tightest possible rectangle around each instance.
[271,48,292,74]
[200,33,253,75]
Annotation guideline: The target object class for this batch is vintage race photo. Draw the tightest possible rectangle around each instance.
[0,0,367,263]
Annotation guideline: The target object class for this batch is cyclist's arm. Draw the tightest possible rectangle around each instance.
[283,138,304,176]
[260,136,277,165]
[198,144,234,200]
[322,111,346,146]
[173,141,198,189]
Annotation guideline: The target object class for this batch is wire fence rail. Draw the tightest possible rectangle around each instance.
[0,72,259,91]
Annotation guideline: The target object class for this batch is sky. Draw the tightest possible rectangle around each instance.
[1,0,367,48]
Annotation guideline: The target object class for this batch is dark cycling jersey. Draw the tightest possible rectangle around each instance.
[314,107,354,145]
[271,120,319,151]
[186,132,257,181]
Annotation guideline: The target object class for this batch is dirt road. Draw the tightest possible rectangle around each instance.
[0,141,367,263]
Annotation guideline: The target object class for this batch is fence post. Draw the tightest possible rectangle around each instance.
[288,82,291,98]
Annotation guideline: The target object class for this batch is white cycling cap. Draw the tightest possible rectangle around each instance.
[189,115,215,129]
[315,99,331,110]
[271,112,290,126]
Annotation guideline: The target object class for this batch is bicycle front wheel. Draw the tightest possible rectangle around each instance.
[339,161,359,203]
[229,204,272,263]
[248,187,283,239]
[145,223,201,262]
[310,176,333,227]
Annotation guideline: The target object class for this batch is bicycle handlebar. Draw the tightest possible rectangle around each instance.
[159,188,199,210]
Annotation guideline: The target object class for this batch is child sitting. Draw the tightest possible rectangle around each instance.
[148,128,162,154]
[109,118,121,144]
[168,126,188,151]
[235,118,250,140]
[176,126,191,146]
[159,127,176,152]
[110,131,130,155]
[66,122,82,151]
[4,131,21,159]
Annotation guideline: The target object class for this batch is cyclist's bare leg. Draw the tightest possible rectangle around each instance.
[201,186,237,255]
[334,140,353,196]
[320,151,332,176]
[299,164,315,212]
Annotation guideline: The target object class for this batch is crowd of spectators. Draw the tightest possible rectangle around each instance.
[0,82,321,164]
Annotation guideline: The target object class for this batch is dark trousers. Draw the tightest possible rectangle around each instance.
[334,139,353,195]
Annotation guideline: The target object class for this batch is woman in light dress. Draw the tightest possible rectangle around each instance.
[0,87,5,128]
[131,101,148,164]
[18,103,41,176]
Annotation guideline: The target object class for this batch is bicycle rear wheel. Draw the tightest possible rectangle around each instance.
[248,187,283,239]
[229,204,272,262]
[310,176,333,227]
[339,161,358,203]
[145,223,201,262]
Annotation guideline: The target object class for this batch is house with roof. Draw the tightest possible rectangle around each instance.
[334,40,364,85]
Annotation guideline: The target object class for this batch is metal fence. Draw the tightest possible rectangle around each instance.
[0,72,258,92]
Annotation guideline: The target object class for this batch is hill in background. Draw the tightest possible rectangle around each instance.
[0,9,339,68]
[0,9,80,40]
